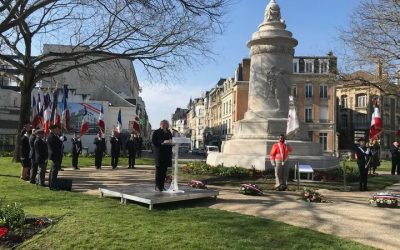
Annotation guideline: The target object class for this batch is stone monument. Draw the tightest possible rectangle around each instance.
[207,0,338,170]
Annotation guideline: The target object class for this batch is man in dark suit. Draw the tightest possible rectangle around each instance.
[152,120,173,191]
[71,133,82,170]
[110,132,122,169]
[355,137,371,191]
[47,124,63,190]
[390,141,400,175]
[94,131,105,169]
[34,129,48,186]
[29,128,38,184]
[20,126,31,180]
[126,133,137,169]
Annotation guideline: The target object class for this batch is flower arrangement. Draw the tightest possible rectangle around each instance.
[165,175,173,183]
[0,226,8,239]
[300,188,326,203]
[188,180,207,189]
[369,193,399,208]
[239,184,263,196]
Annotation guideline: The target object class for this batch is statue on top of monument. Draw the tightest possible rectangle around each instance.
[265,0,282,22]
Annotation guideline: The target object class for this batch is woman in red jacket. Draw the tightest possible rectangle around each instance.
[270,134,292,191]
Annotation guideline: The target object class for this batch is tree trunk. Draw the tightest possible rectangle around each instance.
[13,73,34,162]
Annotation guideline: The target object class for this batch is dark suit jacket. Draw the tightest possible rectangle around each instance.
[94,137,106,153]
[126,139,137,155]
[71,138,82,155]
[47,132,63,163]
[20,135,30,160]
[35,138,48,164]
[110,137,122,155]
[390,145,400,160]
[355,146,371,168]
[152,128,173,167]
[29,134,36,160]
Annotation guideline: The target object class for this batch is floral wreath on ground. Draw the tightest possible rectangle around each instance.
[300,188,327,203]
[188,180,207,189]
[369,192,399,208]
[239,184,263,196]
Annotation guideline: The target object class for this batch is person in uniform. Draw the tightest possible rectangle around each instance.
[29,128,38,184]
[71,133,82,170]
[20,126,31,180]
[110,132,122,169]
[152,120,173,191]
[369,139,380,175]
[270,134,293,191]
[34,129,48,186]
[355,137,371,191]
[47,124,63,190]
[390,141,400,175]
[94,131,105,169]
[125,133,137,169]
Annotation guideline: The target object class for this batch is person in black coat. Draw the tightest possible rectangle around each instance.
[390,141,400,175]
[152,120,173,191]
[29,128,38,184]
[126,133,137,169]
[110,132,122,169]
[34,129,48,186]
[355,138,372,191]
[71,133,82,170]
[94,131,106,169]
[368,139,380,175]
[47,125,63,190]
[20,127,31,180]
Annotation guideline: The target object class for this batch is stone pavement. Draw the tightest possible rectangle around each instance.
[59,167,400,250]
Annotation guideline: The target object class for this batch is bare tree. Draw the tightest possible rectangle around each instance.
[0,0,229,160]
[340,0,400,80]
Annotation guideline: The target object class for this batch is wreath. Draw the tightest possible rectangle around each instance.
[239,184,263,196]
[188,180,207,189]
[369,193,399,208]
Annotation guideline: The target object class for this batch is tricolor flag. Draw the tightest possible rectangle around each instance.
[61,85,70,131]
[43,93,52,134]
[79,107,89,136]
[133,115,140,133]
[115,109,122,135]
[31,96,40,129]
[98,105,105,132]
[369,98,383,140]
[50,89,61,127]
[286,95,299,136]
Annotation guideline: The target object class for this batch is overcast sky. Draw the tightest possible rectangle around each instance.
[138,0,361,128]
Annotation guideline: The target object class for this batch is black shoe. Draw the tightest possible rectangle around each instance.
[281,185,288,191]
[60,168,64,171]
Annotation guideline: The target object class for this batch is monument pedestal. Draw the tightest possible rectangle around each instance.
[234,118,287,140]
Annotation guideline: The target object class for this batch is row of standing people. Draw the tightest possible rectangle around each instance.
[93,131,142,170]
[20,124,63,189]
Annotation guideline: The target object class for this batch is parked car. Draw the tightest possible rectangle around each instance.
[190,148,206,156]
[206,146,219,155]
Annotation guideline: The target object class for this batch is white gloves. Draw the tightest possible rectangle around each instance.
[270,160,276,167]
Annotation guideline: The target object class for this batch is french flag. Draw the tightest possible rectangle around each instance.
[98,105,105,132]
[79,107,89,136]
[115,109,122,135]
[369,98,383,140]
[31,96,39,129]
[43,93,52,134]
[61,85,70,131]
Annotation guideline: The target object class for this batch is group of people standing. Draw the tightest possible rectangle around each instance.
[20,124,64,189]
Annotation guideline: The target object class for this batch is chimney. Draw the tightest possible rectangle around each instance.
[376,61,383,80]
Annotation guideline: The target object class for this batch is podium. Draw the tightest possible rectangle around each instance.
[165,136,191,193]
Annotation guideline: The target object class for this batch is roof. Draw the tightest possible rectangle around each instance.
[90,85,135,107]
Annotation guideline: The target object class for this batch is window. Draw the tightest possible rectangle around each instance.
[341,95,348,109]
[319,133,328,151]
[355,114,367,128]
[319,106,328,122]
[356,94,367,107]
[293,60,299,73]
[305,84,313,98]
[229,100,231,113]
[305,60,314,73]
[341,115,348,128]
[305,108,313,123]
[319,85,328,98]
[319,60,328,73]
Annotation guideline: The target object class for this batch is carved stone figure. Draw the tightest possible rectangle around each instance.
[265,0,281,22]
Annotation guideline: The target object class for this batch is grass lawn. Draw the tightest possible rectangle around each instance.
[0,158,372,250]
[346,159,392,172]
[59,156,155,168]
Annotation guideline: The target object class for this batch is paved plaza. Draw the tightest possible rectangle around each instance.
[59,166,400,250]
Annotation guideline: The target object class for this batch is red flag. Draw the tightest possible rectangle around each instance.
[133,115,140,133]
[114,109,122,136]
[369,98,383,140]
[79,107,89,136]
[98,105,105,132]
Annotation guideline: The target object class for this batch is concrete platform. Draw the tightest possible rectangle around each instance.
[99,183,219,210]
